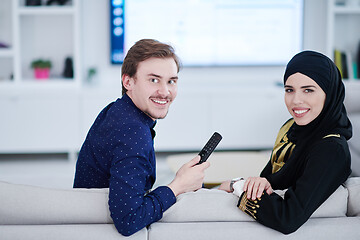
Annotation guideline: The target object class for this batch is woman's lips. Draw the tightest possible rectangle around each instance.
[293,108,310,118]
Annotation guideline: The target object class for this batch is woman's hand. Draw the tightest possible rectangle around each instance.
[218,180,232,192]
[243,177,273,200]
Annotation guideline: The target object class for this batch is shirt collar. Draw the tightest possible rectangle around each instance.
[122,93,157,130]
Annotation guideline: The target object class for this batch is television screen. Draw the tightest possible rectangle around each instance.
[110,0,303,66]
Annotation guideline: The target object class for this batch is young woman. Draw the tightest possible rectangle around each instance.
[219,50,352,234]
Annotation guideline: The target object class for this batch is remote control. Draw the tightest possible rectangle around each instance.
[198,132,222,164]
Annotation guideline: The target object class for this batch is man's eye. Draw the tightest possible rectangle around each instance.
[150,78,159,83]
[169,79,177,85]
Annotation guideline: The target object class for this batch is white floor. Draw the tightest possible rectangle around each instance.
[0,153,177,189]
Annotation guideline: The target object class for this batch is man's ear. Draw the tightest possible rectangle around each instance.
[122,75,134,91]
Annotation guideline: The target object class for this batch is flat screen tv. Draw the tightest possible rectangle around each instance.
[110,0,303,66]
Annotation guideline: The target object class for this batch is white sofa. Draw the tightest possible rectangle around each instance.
[1,177,359,240]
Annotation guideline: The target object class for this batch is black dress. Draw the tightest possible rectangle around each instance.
[238,119,351,234]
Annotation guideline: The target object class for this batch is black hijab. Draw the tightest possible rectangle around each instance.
[284,50,352,144]
[263,51,352,188]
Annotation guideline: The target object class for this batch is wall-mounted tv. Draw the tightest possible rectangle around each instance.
[110,0,303,66]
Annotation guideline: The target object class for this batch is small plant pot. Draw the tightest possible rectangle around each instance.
[34,68,50,80]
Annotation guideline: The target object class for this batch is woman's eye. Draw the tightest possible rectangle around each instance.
[304,89,314,93]
[285,88,293,93]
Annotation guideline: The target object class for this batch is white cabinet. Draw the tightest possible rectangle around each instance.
[327,0,360,80]
[0,89,80,153]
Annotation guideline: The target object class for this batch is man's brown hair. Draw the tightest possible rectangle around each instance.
[121,39,181,95]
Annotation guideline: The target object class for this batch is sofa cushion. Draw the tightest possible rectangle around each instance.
[161,185,347,223]
[0,181,113,225]
[344,177,360,216]
[150,218,360,240]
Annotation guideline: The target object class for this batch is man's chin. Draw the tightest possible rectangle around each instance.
[145,110,169,120]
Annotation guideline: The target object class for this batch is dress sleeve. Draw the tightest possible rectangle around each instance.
[238,139,351,234]
[260,159,272,177]
[108,124,176,236]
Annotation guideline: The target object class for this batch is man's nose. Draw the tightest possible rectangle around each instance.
[158,82,169,96]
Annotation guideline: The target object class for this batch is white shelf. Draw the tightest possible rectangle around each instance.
[19,78,79,88]
[0,49,14,57]
[18,6,76,15]
[334,6,360,14]
[0,80,14,85]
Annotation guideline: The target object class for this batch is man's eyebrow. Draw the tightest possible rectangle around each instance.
[148,73,161,78]
[148,73,178,80]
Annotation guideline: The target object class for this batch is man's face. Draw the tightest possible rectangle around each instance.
[123,57,178,120]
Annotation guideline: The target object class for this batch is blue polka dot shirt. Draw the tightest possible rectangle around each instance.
[74,94,176,236]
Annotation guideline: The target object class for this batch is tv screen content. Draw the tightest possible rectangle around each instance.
[110,0,303,66]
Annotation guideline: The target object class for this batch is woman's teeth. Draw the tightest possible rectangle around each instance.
[294,109,308,114]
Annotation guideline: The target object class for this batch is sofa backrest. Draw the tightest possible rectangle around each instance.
[344,177,360,217]
[344,82,360,177]
[160,185,348,223]
[0,181,112,225]
[0,178,355,226]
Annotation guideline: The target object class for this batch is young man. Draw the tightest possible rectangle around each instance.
[73,39,209,236]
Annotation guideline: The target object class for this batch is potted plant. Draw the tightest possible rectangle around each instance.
[30,59,52,80]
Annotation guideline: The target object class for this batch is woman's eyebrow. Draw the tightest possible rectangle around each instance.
[284,85,317,88]
[300,85,317,88]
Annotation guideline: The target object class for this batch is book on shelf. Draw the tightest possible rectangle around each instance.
[357,41,360,79]
[334,49,358,80]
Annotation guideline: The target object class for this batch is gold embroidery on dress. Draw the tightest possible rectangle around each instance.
[323,134,340,139]
[270,119,295,174]
[238,192,262,219]
[270,120,340,173]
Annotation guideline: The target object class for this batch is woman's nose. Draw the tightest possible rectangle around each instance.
[292,92,304,104]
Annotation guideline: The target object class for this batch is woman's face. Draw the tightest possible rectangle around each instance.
[284,72,326,126]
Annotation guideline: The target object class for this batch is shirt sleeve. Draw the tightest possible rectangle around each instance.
[108,124,176,236]
[238,138,351,234]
